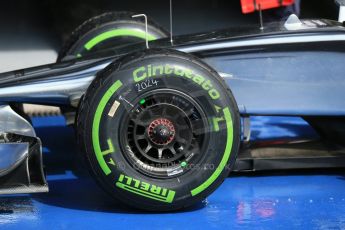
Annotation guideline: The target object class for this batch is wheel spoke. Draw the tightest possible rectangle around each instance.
[144,144,152,153]
[193,128,205,136]
[161,107,168,116]
[190,119,206,135]
[189,139,201,153]
[178,124,191,131]
[158,148,163,159]
[173,113,181,120]
[175,136,188,145]
[184,107,195,117]
[137,134,145,140]
[148,109,156,117]
[131,118,147,127]
[169,146,177,155]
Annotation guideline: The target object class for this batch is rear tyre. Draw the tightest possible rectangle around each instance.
[58,11,168,62]
[77,49,240,211]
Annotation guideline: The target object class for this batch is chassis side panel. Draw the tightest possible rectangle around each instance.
[200,41,345,116]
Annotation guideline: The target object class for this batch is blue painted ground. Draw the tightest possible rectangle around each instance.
[0,116,345,229]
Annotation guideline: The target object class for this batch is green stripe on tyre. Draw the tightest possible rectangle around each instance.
[190,107,234,196]
[92,80,123,175]
[84,29,157,50]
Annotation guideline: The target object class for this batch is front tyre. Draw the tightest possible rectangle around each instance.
[77,49,240,211]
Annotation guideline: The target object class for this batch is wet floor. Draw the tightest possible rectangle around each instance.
[0,116,344,229]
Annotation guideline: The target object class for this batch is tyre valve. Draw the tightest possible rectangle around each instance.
[119,95,134,107]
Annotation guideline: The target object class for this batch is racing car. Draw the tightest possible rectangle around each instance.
[0,2,345,211]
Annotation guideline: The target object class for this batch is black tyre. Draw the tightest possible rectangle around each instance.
[77,49,240,211]
[58,11,168,61]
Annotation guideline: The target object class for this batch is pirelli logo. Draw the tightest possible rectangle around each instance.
[116,174,176,203]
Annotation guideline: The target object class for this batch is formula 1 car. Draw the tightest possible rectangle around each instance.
[1,3,345,211]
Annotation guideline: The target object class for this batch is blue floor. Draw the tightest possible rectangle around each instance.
[1,116,345,229]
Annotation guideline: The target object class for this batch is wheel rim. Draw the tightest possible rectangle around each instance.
[120,90,209,178]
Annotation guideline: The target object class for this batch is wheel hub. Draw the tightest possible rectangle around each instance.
[148,118,175,145]
[120,91,209,178]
